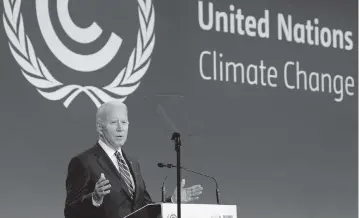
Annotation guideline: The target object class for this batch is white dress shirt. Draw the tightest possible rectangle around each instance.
[98,139,124,173]
[92,139,135,206]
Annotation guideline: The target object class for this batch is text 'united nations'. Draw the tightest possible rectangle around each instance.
[198,1,354,51]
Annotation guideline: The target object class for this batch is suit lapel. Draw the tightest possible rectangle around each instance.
[94,143,133,200]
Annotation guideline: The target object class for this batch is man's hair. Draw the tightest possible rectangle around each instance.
[96,100,128,127]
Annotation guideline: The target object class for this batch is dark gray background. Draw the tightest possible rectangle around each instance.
[0,0,357,218]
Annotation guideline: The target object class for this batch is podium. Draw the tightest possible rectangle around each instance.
[124,203,238,218]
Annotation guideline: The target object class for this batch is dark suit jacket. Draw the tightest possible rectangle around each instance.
[64,143,153,218]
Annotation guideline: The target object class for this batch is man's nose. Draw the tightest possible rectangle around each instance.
[116,122,124,131]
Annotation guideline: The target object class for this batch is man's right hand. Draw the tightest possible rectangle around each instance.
[93,173,111,203]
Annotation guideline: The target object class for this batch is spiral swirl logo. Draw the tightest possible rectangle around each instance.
[167,214,177,218]
[3,0,155,108]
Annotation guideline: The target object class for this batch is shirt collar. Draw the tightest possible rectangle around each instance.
[98,139,122,158]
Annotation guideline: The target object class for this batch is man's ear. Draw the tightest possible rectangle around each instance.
[96,121,103,134]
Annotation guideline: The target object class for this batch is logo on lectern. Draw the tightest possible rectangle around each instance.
[167,214,177,218]
[3,0,155,108]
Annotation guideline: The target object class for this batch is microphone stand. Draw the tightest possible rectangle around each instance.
[161,176,168,202]
[171,132,181,218]
[159,163,221,204]
[177,166,220,204]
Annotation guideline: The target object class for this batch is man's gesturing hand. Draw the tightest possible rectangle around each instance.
[93,173,111,202]
[171,179,203,203]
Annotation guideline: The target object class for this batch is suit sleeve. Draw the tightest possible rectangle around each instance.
[64,156,102,218]
[138,162,153,206]
[165,196,173,203]
[143,184,153,205]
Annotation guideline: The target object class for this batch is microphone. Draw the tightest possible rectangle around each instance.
[161,176,168,202]
[158,163,175,168]
[157,162,221,204]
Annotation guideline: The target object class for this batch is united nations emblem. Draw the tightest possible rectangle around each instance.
[3,0,155,108]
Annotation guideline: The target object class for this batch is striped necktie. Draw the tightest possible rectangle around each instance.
[115,151,135,198]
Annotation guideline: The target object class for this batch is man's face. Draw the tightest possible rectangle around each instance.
[100,105,129,149]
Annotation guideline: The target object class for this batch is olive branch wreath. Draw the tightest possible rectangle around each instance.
[3,0,155,108]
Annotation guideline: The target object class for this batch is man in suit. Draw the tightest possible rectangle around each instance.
[64,100,203,218]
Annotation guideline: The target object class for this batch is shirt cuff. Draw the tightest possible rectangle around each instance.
[92,193,103,207]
